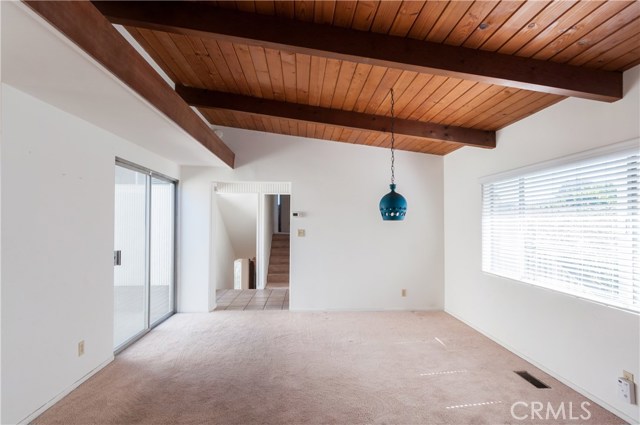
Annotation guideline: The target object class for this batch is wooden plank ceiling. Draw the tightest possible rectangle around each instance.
[96,1,640,156]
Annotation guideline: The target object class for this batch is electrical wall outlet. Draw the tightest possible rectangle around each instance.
[623,370,634,382]
[78,340,85,357]
[618,377,636,404]
[401,289,407,297]
[297,229,306,237]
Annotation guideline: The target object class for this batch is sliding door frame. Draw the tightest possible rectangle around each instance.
[114,158,178,354]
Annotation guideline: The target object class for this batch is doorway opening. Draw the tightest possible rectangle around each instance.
[267,194,290,289]
[212,182,291,310]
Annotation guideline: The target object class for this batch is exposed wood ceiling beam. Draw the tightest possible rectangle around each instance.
[176,85,496,149]
[93,1,622,103]
[25,1,235,168]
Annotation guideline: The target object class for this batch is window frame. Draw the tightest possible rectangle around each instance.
[480,139,639,314]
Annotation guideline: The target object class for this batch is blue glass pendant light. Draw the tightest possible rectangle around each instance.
[379,89,407,221]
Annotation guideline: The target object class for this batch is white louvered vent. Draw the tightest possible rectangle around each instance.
[214,182,291,194]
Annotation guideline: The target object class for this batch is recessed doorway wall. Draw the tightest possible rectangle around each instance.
[275,194,290,234]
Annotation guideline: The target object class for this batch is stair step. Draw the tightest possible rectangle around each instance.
[268,263,289,273]
[269,257,289,265]
[267,234,290,285]
[271,246,289,252]
[268,273,289,284]
[271,241,290,248]
[270,249,289,256]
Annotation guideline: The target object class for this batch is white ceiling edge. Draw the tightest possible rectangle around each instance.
[0,1,229,168]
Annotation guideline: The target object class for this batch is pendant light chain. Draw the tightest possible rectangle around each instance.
[379,87,407,221]
[390,88,396,185]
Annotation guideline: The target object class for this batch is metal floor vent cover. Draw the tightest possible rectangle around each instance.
[515,371,550,389]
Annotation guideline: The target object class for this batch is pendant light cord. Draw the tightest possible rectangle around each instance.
[390,89,396,185]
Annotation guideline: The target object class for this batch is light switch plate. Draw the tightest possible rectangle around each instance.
[297,229,306,237]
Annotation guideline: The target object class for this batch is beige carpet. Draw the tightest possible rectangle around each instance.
[33,311,625,425]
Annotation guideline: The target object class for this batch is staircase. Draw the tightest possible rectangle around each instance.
[266,234,289,289]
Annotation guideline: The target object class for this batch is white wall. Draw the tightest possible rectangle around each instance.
[261,195,275,288]
[0,84,180,424]
[178,167,215,312]
[211,194,236,290]
[217,193,258,259]
[181,128,444,311]
[444,66,640,424]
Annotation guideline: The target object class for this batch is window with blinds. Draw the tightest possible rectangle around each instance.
[482,143,639,313]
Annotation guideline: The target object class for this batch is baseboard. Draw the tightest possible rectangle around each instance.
[445,310,637,425]
[18,356,114,424]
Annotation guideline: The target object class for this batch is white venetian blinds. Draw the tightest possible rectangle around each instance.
[482,143,640,312]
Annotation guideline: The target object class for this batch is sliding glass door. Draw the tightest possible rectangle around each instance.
[149,177,175,324]
[113,165,147,348]
[113,161,176,351]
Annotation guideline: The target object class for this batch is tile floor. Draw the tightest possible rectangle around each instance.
[215,289,289,310]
